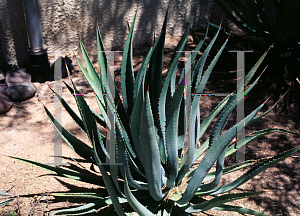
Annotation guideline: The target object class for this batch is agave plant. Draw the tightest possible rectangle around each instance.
[11,8,300,215]
[210,0,300,110]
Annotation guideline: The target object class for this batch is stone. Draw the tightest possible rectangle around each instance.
[37,81,55,101]
[5,82,36,101]
[0,84,7,95]
[5,67,31,87]
[0,94,12,114]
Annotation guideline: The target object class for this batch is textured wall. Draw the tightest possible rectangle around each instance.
[0,0,227,66]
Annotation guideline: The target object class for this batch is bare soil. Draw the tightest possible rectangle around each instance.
[1,37,300,216]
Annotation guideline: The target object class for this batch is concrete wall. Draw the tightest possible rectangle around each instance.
[0,0,227,66]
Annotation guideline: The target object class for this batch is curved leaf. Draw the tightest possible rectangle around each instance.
[165,80,185,187]
[10,156,104,186]
[121,10,137,114]
[140,91,163,201]
[124,172,156,216]
[178,102,265,204]
[209,146,300,196]
[43,105,95,163]
[180,192,261,213]
[158,16,194,158]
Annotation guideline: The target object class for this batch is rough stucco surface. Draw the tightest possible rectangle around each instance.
[0,0,227,66]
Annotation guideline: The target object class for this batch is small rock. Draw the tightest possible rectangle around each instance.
[0,94,12,114]
[37,81,55,101]
[31,82,42,90]
[5,82,36,101]
[5,67,31,87]
[0,84,7,95]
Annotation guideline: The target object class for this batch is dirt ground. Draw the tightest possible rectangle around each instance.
[1,36,300,216]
